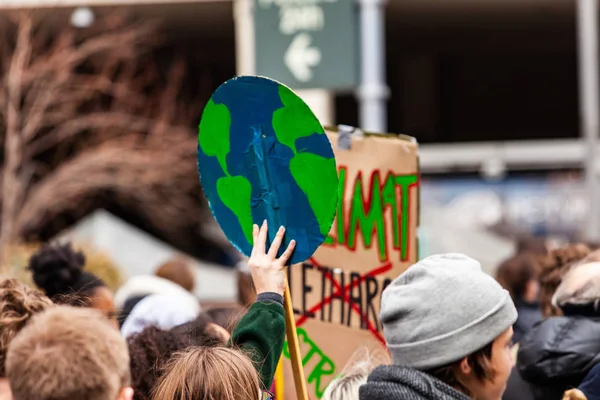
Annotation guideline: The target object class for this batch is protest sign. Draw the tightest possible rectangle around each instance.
[279,126,420,399]
[197,76,338,265]
[197,76,340,400]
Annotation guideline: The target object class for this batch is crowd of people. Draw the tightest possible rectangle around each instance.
[1,221,600,400]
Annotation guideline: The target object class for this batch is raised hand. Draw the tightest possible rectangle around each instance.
[248,221,296,296]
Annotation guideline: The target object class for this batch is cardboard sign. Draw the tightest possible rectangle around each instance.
[280,127,420,399]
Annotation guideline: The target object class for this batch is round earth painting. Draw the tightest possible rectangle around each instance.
[197,76,339,264]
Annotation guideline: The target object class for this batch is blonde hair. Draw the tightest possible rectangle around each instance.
[563,389,588,400]
[322,348,389,400]
[0,278,52,377]
[6,306,130,400]
[152,346,260,400]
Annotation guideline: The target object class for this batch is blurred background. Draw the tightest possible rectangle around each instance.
[0,0,595,291]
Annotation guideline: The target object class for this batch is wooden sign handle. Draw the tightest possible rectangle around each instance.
[283,277,309,400]
[274,357,285,400]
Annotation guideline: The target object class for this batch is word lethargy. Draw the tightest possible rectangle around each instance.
[288,262,392,332]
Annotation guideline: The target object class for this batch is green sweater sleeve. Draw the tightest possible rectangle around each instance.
[229,293,286,389]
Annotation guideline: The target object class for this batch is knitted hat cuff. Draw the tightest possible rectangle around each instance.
[386,291,517,370]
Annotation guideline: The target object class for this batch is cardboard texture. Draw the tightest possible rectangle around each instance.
[279,128,420,399]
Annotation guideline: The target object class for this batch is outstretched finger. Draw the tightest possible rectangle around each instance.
[268,226,285,259]
[250,224,259,257]
[256,220,268,254]
[277,239,296,266]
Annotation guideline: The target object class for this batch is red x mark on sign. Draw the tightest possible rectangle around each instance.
[295,258,393,346]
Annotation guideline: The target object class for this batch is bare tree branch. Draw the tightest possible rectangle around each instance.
[28,112,154,156]
[16,133,198,237]
[0,10,213,262]
[1,12,33,254]
[23,21,156,85]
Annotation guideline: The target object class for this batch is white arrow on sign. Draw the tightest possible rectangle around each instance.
[284,33,321,82]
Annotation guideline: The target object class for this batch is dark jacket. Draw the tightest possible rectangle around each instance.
[360,365,471,400]
[513,300,542,344]
[229,292,285,390]
[516,316,600,400]
[502,366,535,400]
[579,362,600,400]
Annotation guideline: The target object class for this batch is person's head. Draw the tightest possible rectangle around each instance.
[321,349,386,400]
[380,254,517,400]
[121,294,200,339]
[127,326,192,400]
[495,253,540,304]
[151,347,261,400]
[424,329,514,400]
[538,243,591,317]
[322,368,368,400]
[515,237,548,255]
[170,311,230,346]
[28,242,116,324]
[0,278,53,377]
[155,259,195,293]
[114,275,199,323]
[204,306,244,334]
[563,389,588,400]
[552,261,600,315]
[6,306,132,400]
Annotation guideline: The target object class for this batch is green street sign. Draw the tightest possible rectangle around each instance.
[254,0,358,90]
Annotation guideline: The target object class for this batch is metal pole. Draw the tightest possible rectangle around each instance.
[234,0,256,76]
[357,0,389,132]
[577,0,600,240]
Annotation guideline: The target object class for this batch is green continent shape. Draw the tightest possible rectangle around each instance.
[198,99,232,176]
[272,85,325,154]
[290,153,338,237]
[217,176,253,245]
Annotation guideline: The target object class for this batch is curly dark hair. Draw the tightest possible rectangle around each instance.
[28,242,106,303]
[538,243,591,317]
[0,278,53,377]
[128,313,227,400]
[127,326,191,400]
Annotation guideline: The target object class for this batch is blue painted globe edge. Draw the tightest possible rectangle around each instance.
[196,75,340,264]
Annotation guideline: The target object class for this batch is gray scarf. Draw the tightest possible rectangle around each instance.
[360,365,472,400]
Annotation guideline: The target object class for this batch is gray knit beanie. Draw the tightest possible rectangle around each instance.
[381,253,517,370]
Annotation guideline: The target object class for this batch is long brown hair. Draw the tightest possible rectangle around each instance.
[0,278,53,377]
[152,347,261,400]
[495,253,539,303]
[538,244,591,317]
